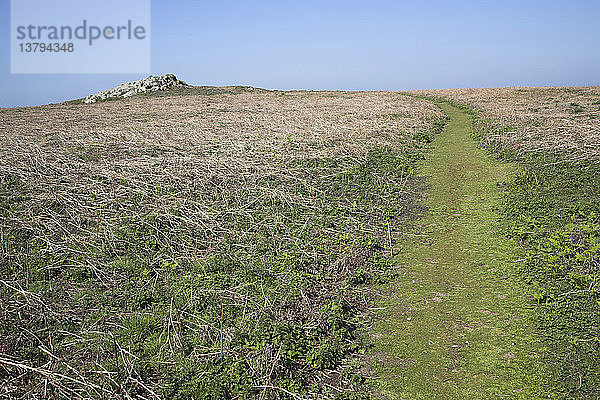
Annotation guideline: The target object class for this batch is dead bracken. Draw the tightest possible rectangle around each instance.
[412,87,600,162]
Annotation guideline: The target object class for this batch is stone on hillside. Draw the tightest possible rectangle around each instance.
[83,74,188,104]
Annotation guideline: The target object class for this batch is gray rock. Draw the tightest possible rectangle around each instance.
[83,74,188,104]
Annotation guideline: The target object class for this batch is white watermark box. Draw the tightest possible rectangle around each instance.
[10,0,151,73]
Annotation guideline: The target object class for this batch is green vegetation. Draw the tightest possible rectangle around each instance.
[450,93,600,399]
[371,102,549,399]
[498,158,600,399]
[452,95,600,398]
[432,95,600,398]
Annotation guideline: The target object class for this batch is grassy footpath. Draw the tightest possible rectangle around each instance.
[371,103,550,399]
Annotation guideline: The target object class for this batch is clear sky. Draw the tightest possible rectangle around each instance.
[2,0,599,107]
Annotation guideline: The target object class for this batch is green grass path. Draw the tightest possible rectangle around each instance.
[371,103,549,399]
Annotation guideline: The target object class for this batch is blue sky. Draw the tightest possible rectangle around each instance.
[2,0,599,107]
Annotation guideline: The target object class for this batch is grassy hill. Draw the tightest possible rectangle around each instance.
[0,89,445,399]
[1,86,598,399]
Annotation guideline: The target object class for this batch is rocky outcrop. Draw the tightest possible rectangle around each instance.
[83,74,188,104]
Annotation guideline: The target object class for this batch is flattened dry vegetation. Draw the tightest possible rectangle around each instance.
[414,87,600,399]
[413,86,600,161]
[0,90,445,399]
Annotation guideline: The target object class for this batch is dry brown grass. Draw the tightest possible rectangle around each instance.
[411,87,600,161]
[1,90,440,160]
[0,89,441,276]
